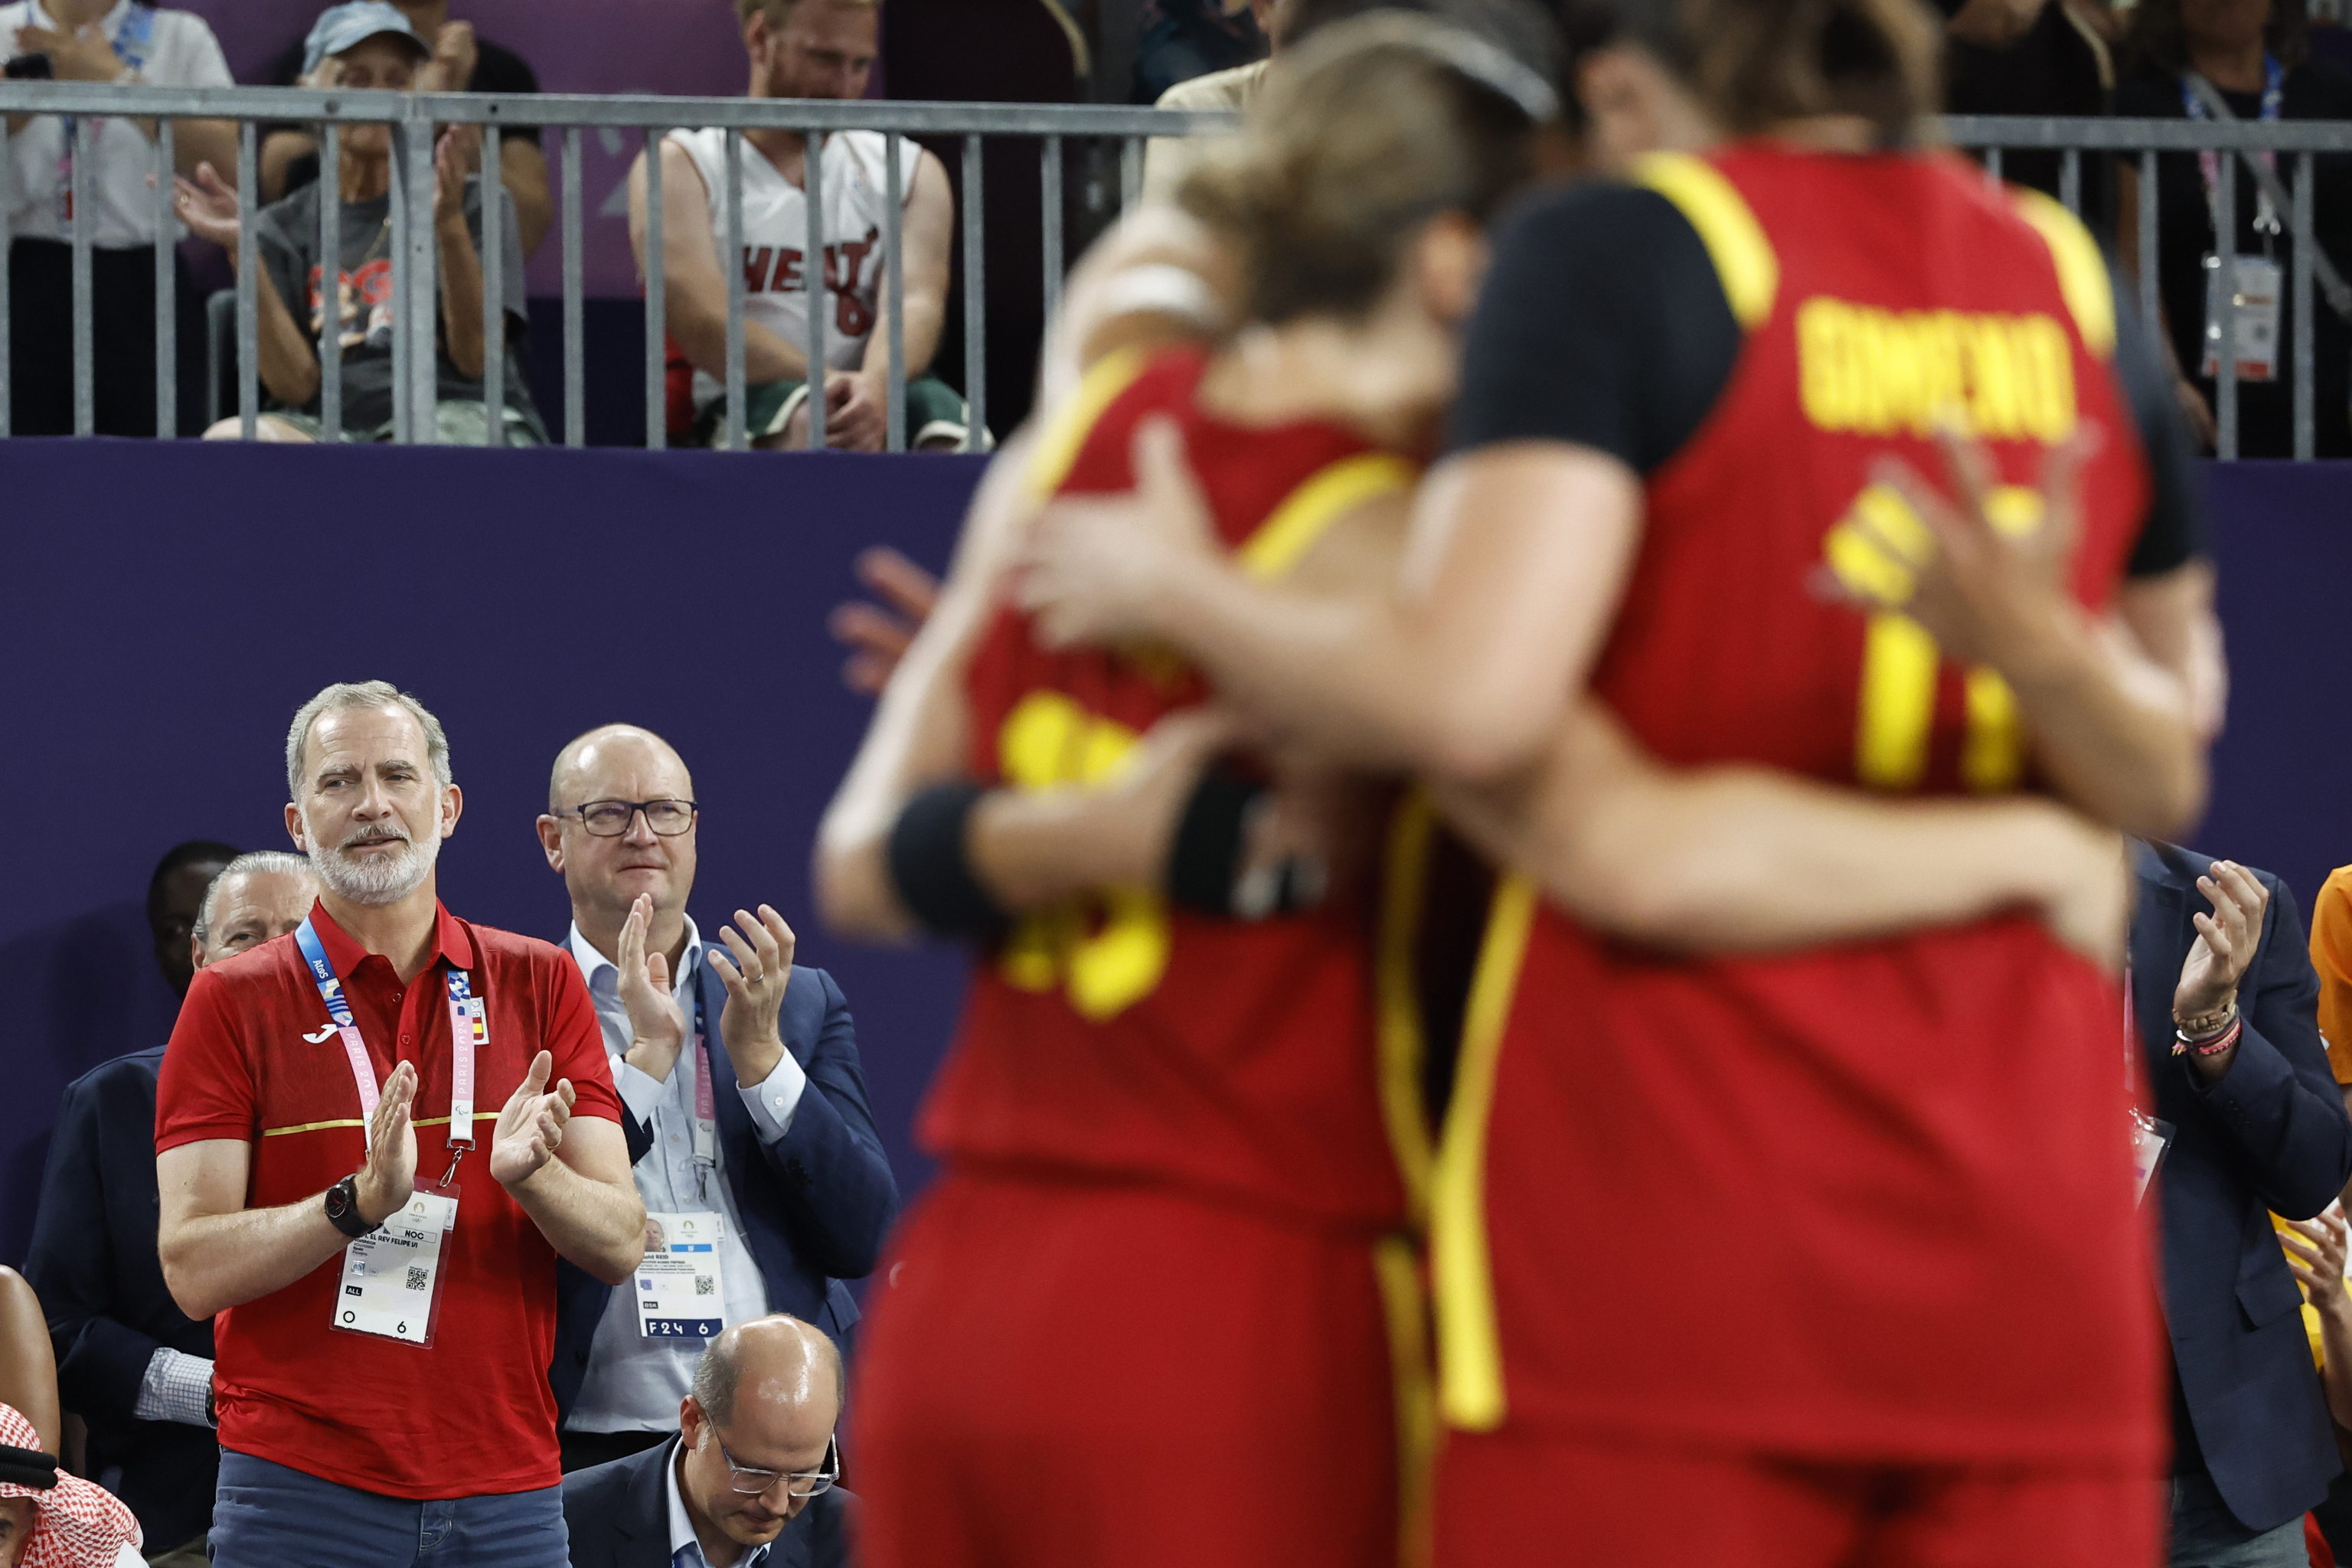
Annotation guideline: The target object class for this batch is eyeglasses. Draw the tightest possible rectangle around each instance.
[560,798,698,838]
[717,1432,838,1499]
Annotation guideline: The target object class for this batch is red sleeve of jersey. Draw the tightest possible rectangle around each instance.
[544,951,622,1123]
[155,968,261,1152]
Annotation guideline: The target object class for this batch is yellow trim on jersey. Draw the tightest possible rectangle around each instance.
[1632,153,1779,330]
[2010,188,2118,360]
[260,1112,489,1138]
[260,1117,366,1138]
[1235,452,1419,580]
[1374,1233,1438,1568]
[1022,345,1155,499]
[1376,792,1440,1227]
[1430,874,1538,1431]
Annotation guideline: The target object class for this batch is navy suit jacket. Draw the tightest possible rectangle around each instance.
[2133,841,2352,1532]
[22,1047,217,1551]
[551,956,898,1426]
[559,1436,851,1568]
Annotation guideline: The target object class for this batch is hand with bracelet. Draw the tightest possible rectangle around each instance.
[2174,859,2271,1081]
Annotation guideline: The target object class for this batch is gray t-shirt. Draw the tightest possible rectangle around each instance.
[254,177,536,435]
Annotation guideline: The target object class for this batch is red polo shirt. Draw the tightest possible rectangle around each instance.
[155,900,620,1500]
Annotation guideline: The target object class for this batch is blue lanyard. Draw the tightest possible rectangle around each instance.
[2184,54,2285,240]
[296,916,482,1176]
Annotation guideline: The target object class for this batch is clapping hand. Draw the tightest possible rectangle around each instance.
[2283,1204,2350,1317]
[172,163,243,253]
[1018,414,1223,650]
[431,126,478,226]
[710,906,795,1085]
[491,1050,576,1189]
[2175,860,2268,1023]
[418,19,477,93]
[616,892,688,1082]
[355,1060,419,1223]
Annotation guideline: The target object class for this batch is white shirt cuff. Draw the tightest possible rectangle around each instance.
[133,1348,214,1429]
[737,1051,808,1144]
[614,1059,667,1126]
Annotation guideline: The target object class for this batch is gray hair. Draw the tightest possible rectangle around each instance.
[691,1316,844,1429]
[286,681,453,802]
[193,851,322,948]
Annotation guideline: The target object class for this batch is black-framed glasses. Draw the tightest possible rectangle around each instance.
[717,1432,838,1498]
[560,798,698,838]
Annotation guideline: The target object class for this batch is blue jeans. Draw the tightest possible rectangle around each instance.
[211,1451,567,1568]
[2169,1461,2310,1568]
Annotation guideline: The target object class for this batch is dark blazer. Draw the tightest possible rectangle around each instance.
[551,956,898,1426]
[2134,841,2352,1533]
[560,1436,852,1568]
[22,1047,217,1551]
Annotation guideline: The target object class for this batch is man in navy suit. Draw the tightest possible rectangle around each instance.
[561,1315,850,1568]
[539,726,897,1472]
[24,851,319,1566]
[2134,842,2352,1566]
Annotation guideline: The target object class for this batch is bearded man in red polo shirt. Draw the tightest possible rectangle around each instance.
[155,680,647,1568]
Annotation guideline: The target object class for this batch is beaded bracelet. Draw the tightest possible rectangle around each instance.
[2174,1018,2243,1058]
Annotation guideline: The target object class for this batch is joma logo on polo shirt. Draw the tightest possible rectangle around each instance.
[302,1025,337,1044]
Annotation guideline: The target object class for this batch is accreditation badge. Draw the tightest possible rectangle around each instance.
[635,1211,726,1338]
[2130,1112,2175,1206]
[330,1181,459,1348]
[2201,252,2284,382]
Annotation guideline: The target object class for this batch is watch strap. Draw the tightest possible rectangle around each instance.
[325,1174,379,1240]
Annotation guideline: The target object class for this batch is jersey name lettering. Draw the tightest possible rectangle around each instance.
[1796,296,2076,444]
[737,227,882,336]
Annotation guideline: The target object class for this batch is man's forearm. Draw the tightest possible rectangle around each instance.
[249,264,322,408]
[503,1157,645,1285]
[672,292,808,385]
[436,213,487,379]
[2007,609,2207,838]
[158,1193,352,1321]
[2318,1295,2352,1429]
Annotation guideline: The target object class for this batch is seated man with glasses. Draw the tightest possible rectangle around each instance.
[561,1314,848,1568]
[537,725,897,1475]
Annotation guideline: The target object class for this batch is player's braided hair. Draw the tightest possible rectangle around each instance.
[1615,0,1940,141]
[1175,14,1554,326]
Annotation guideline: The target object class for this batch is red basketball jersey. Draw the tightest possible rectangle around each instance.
[1432,147,2164,1467]
[922,345,1427,1232]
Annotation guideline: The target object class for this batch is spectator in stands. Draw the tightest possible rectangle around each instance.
[1935,0,2117,221]
[2133,845,2352,1564]
[560,1315,850,1568]
[145,841,236,1000]
[0,0,234,436]
[2311,862,2352,1119]
[535,726,893,1472]
[2117,0,2352,456]
[629,0,967,451]
[171,3,545,445]
[1141,0,1277,203]
[1135,0,1266,102]
[24,854,320,1568]
[152,680,644,1568]
[256,0,550,256]
[0,1402,146,1568]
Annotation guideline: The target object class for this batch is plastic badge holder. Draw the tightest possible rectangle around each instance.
[330,1178,459,1348]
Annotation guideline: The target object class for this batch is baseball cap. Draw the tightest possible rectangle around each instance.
[0,1406,140,1568]
[301,0,432,77]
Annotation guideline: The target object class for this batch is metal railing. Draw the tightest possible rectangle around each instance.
[1945,116,2352,461]
[0,82,1236,450]
[1,88,2348,459]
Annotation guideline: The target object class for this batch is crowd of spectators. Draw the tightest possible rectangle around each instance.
[4,684,888,1568]
[0,0,966,450]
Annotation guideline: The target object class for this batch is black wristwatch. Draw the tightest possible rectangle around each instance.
[324,1174,380,1240]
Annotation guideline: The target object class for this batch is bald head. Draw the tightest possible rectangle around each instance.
[549,723,693,814]
[539,724,701,954]
[693,1315,844,1428]
[678,1316,841,1543]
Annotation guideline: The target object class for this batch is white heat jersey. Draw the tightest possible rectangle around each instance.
[667,126,900,410]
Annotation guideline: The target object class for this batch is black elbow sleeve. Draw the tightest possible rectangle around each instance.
[886,782,1012,942]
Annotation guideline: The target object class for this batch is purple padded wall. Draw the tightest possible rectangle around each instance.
[0,437,983,1268]
[2,449,2348,1273]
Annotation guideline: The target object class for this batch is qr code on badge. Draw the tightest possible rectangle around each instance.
[694,1277,717,1296]
[407,1266,430,1292]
